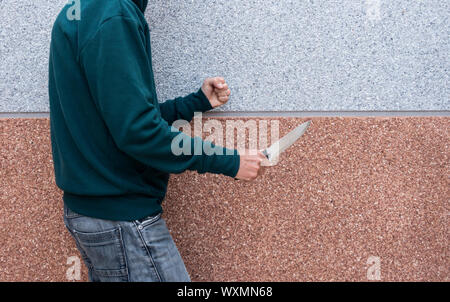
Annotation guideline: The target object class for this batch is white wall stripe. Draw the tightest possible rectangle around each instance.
[1,111,449,119]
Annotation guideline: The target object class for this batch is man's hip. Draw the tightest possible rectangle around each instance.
[63,203,190,282]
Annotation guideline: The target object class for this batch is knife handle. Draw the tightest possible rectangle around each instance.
[234,149,269,180]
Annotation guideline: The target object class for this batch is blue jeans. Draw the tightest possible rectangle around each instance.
[63,203,191,282]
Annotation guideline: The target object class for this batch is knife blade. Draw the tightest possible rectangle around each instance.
[261,120,311,166]
[234,120,311,180]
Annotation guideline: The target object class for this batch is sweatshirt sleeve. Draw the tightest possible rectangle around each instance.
[159,87,213,125]
[79,16,240,177]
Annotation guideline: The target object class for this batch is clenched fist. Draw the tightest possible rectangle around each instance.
[201,77,231,108]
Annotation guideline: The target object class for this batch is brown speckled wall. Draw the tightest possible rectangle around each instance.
[0,118,448,281]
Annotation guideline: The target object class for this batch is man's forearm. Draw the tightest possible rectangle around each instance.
[159,88,213,125]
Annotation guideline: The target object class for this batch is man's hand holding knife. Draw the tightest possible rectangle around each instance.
[201,77,311,181]
[201,77,266,181]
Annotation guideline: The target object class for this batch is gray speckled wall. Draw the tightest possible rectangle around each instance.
[1,0,449,112]
[0,0,67,112]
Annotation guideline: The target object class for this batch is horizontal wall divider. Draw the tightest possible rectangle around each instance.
[1,111,449,119]
[204,111,450,117]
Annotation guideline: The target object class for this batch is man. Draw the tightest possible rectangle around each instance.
[48,0,265,282]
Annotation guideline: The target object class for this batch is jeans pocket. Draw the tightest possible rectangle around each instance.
[72,226,129,281]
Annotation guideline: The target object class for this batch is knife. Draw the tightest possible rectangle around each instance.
[235,120,311,179]
[260,120,311,166]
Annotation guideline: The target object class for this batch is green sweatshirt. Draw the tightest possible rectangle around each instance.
[48,0,240,221]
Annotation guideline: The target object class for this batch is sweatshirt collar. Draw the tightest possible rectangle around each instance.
[132,0,148,13]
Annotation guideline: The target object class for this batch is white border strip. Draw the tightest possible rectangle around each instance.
[0,112,51,118]
[205,111,450,117]
[0,111,449,119]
